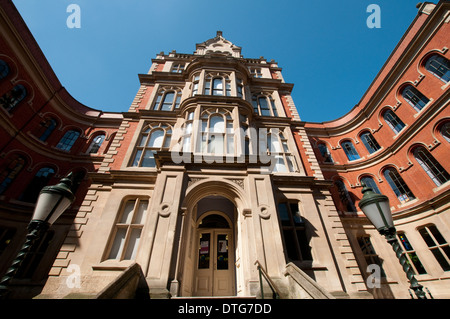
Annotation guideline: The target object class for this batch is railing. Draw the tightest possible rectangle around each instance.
[254,260,281,299]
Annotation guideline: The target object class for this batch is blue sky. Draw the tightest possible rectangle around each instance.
[12,0,423,122]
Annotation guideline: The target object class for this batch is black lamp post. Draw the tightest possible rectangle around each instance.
[0,174,75,299]
[358,184,427,299]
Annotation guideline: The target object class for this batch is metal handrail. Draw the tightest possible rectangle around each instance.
[254,260,280,299]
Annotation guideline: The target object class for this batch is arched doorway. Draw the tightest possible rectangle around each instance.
[178,180,248,297]
[192,197,236,296]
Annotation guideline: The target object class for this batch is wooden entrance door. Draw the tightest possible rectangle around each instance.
[193,220,235,296]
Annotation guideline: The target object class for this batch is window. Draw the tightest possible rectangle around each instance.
[107,198,149,261]
[360,132,381,154]
[413,146,450,186]
[171,63,185,73]
[402,85,429,112]
[425,54,450,83]
[418,225,450,272]
[250,67,262,78]
[35,118,57,142]
[318,143,333,163]
[240,114,250,156]
[0,60,10,80]
[398,232,427,275]
[236,78,244,98]
[131,124,172,167]
[441,122,450,143]
[20,167,55,203]
[360,176,381,194]
[383,110,405,134]
[204,75,231,96]
[357,237,386,277]
[334,180,356,212]
[87,134,106,154]
[0,155,26,195]
[0,84,27,112]
[56,130,80,151]
[268,129,297,173]
[181,111,195,153]
[277,202,312,262]
[341,140,360,161]
[192,75,200,96]
[154,90,181,111]
[383,167,415,204]
[252,94,278,117]
[200,109,234,155]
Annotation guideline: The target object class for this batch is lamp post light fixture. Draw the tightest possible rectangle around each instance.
[358,184,427,299]
[0,174,75,299]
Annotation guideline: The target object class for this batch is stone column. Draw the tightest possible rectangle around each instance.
[139,166,185,298]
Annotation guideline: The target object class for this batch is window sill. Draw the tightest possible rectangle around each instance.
[413,99,433,118]
[433,180,450,193]
[395,198,418,210]
[92,260,135,271]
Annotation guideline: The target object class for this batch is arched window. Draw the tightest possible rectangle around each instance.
[440,122,450,143]
[402,85,429,112]
[204,75,231,96]
[425,54,450,83]
[20,167,56,203]
[252,94,278,117]
[131,124,172,167]
[413,146,450,186]
[268,129,297,173]
[87,134,106,154]
[383,110,405,134]
[341,140,360,161]
[200,109,234,155]
[154,90,181,111]
[383,167,415,204]
[0,60,10,80]
[0,84,27,112]
[56,130,80,151]
[34,117,57,142]
[360,131,381,154]
[0,155,26,195]
[334,180,356,212]
[318,143,333,163]
[360,176,381,194]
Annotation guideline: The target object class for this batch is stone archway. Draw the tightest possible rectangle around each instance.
[175,178,249,297]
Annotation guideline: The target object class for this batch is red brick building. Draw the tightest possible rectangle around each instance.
[305,1,450,298]
[0,0,122,297]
